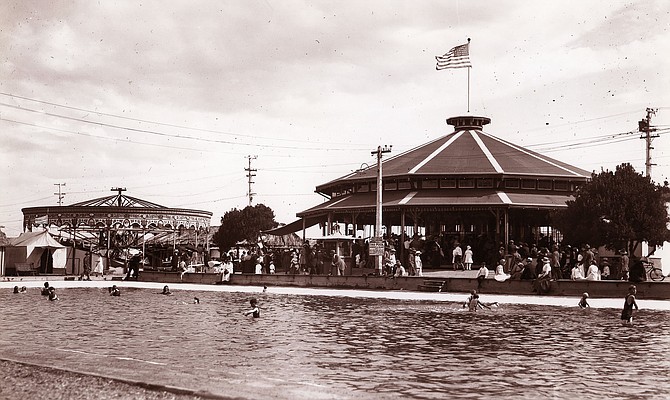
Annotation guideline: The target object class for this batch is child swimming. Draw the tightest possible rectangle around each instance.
[578,292,590,308]
[243,298,260,318]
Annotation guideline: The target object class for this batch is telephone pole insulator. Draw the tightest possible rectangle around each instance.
[639,108,659,178]
[245,155,258,206]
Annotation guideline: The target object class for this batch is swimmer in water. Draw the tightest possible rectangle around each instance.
[243,298,260,318]
[109,285,121,296]
[463,289,497,311]
[162,285,172,295]
[193,297,200,304]
[578,292,590,308]
[41,282,50,296]
[262,285,267,293]
[47,286,59,301]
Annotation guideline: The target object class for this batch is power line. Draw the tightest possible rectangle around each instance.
[0,91,358,147]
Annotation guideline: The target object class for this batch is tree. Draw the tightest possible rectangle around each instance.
[213,204,278,251]
[553,163,670,254]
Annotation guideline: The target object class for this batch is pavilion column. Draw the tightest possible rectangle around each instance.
[495,209,501,244]
[327,213,333,235]
[504,209,509,249]
[400,209,406,264]
[302,218,306,240]
[71,223,77,275]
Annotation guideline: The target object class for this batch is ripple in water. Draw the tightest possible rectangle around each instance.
[0,288,668,399]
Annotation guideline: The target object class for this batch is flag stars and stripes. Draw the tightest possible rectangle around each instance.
[435,42,471,70]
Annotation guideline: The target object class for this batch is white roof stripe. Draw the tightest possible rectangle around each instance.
[408,131,464,174]
[480,131,585,176]
[398,191,418,205]
[470,131,504,173]
[325,195,351,208]
[497,191,512,204]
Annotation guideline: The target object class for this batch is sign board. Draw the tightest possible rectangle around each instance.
[368,238,385,257]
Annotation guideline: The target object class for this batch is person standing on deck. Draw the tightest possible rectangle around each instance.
[414,251,423,277]
[452,243,463,270]
[620,250,630,280]
[464,246,474,270]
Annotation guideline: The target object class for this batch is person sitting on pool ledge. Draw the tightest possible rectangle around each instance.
[41,282,50,296]
[161,285,172,295]
[109,285,121,296]
[244,298,260,318]
[476,262,489,289]
[578,292,590,308]
[47,287,59,301]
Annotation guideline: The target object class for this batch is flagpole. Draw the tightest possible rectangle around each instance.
[467,38,471,113]
[467,67,470,113]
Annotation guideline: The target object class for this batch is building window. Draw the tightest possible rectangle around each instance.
[423,179,438,189]
[384,181,397,191]
[440,178,456,188]
[538,180,552,190]
[554,181,568,191]
[504,179,520,189]
[459,178,475,188]
[521,179,536,189]
[477,178,494,188]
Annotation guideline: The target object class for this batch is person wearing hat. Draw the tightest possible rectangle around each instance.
[414,250,423,277]
[464,245,474,271]
[586,259,601,281]
[620,250,630,280]
[571,262,586,281]
[538,257,552,279]
[600,260,611,280]
[533,257,553,293]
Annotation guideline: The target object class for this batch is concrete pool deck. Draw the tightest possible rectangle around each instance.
[2,272,669,310]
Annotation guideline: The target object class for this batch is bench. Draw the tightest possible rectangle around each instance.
[15,262,39,276]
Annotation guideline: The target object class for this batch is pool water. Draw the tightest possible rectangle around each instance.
[1,286,668,399]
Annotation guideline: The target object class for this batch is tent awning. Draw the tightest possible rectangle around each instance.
[9,230,65,248]
[263,216,322,236]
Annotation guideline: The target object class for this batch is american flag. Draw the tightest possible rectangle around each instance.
[435,43,471,70]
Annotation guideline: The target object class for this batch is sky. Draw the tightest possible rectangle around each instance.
[1,0,669,237]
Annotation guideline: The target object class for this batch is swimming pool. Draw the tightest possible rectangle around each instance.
[1,283,668,399]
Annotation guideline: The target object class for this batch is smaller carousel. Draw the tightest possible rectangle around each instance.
[20,188,212,277]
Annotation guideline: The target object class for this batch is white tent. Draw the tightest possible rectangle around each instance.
[6,230,67,273]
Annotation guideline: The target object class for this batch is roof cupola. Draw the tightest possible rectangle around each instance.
[446,115,491,131]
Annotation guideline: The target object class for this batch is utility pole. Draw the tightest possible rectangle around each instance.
[371,145,392,275]
[54,183,66,205]
[245,155,257,206]
[639,107,659,178]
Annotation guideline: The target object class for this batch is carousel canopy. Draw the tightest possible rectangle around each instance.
[275,115,592,235]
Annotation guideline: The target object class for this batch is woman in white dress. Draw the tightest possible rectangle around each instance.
[463,246,474,270]
[93,256,104,277]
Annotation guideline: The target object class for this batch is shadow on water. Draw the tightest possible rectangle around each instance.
[0,287,668,399]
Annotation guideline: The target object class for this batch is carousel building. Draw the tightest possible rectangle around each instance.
[268,115,592,264]
[20,189,212,274]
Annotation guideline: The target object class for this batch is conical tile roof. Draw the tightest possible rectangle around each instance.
[317,115,590,193]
